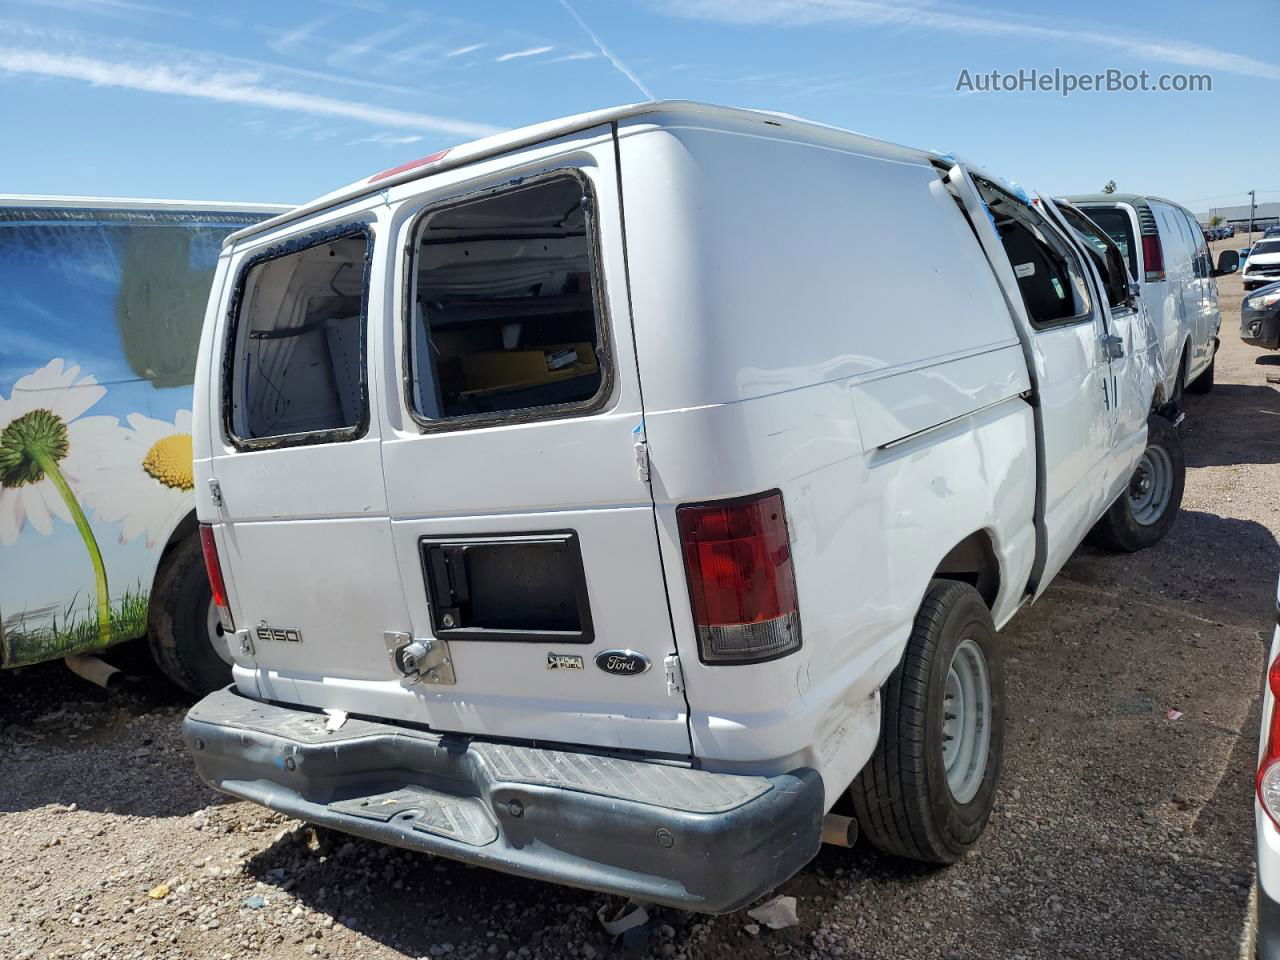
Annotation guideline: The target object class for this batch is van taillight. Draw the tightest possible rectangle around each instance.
[1142,233,1166,282]
[199,523,234,633]
[1259,652,1280,830]
[677,490,801,664]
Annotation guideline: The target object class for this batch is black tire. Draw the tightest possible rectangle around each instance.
[1170,349,1187,409]
[849,579,1005,864]
[1088,413,1185,553]
[148,534,233,695]
[1186,354,1215,394]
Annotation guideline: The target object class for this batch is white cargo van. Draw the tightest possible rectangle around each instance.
[1065,192,1239,402]
[184,102,1183,912]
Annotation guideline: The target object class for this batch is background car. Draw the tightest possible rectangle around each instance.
[1242,281,1280,350]
[1245,238,1280,290]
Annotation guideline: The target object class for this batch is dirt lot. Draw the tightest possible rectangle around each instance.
[2,236,1278,960]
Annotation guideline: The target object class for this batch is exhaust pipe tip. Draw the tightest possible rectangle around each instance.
[63,653,126,692]
[821,813,859,848]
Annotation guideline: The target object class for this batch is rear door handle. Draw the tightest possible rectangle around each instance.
[1100,334,1124,360]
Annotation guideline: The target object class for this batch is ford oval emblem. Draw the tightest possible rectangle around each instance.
[594,649,651,676]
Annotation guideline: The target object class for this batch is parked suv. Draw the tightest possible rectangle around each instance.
[184,102,1184,912]
[1245,238,1280,291]
[1066,193,1238,401]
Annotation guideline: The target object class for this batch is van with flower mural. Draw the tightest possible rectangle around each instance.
[0,196,287,692]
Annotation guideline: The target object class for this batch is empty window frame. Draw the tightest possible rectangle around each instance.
[225,226,371,447]
[1079,206,1138,281]
[977,180,1092,328]
[405,172,609,427]
[1057,204,1132,312]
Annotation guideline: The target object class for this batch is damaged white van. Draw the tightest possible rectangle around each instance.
[183,102,1182,912]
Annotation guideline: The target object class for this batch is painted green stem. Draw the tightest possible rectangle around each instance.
[31,449,110,645]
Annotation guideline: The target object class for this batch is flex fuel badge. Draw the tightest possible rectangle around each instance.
[547,653,584,670]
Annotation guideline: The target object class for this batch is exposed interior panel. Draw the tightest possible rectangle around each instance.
[409,175,604,422]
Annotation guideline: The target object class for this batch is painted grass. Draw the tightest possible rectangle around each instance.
[2,584,149,666]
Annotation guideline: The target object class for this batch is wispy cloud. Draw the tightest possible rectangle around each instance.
[494,45,553,62]
[347,131,424,146]
[0,46,501,137]
[559,0,653,99]
[16,0,199,21]
[550,50,596,63]
[269,12,341,55]
[658,0,1280,81]
[327,20,419,67]
[447,42,484,57]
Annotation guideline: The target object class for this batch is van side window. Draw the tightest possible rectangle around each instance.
[1180,210,1210,278]
[1153,205,1192,275]
[227,228,370,445]
[406,174,606,425]
[976,181,1091,327]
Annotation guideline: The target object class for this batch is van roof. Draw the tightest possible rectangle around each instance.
[1065,193,1186,212]
[224,99,944,247]
[0,195,290,214]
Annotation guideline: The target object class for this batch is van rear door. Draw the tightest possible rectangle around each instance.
[376,126,690,755]
[206,196,418,703]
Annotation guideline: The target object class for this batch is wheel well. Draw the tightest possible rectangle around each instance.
[155,511,199,584]
[933,531,999,609]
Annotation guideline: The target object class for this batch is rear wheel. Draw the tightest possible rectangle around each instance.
[1186,354,1215,394]
[1088,413,1185,552]
[849,579,1005,863]
[148,534,233,695]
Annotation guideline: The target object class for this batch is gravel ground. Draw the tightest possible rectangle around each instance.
[2,237,1277,960]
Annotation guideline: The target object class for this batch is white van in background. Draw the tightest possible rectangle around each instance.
[1066,192,1238,403]
[183,101,1183,912]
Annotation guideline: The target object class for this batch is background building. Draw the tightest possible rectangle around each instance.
[1197,201,1280,231]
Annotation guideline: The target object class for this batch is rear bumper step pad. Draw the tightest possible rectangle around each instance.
[183,687,824,913]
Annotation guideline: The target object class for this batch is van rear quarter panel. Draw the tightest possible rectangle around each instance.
[618,117,1035,800]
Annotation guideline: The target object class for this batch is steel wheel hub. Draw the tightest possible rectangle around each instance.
[1128,444,1174,526]
[941,638,992,805]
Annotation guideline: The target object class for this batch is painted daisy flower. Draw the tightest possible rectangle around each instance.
[0,358,120,639]
[0,359,119,545]
[80,410,195,548]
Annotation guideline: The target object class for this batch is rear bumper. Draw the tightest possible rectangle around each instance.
[183,687,824,913]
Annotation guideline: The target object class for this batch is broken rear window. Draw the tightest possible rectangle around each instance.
[226,228,370,445]
[406,174,607,425]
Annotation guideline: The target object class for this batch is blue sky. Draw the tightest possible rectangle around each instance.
[1,0,1277,216]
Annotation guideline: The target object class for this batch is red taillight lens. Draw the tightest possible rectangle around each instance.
[1257,653,1280,829]
[677,490,801,664]
[1142,233,1166,282]
[199,523,234,633]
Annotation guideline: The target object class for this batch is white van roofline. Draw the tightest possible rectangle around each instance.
[0,195,291,214]
[222,99,944,248]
